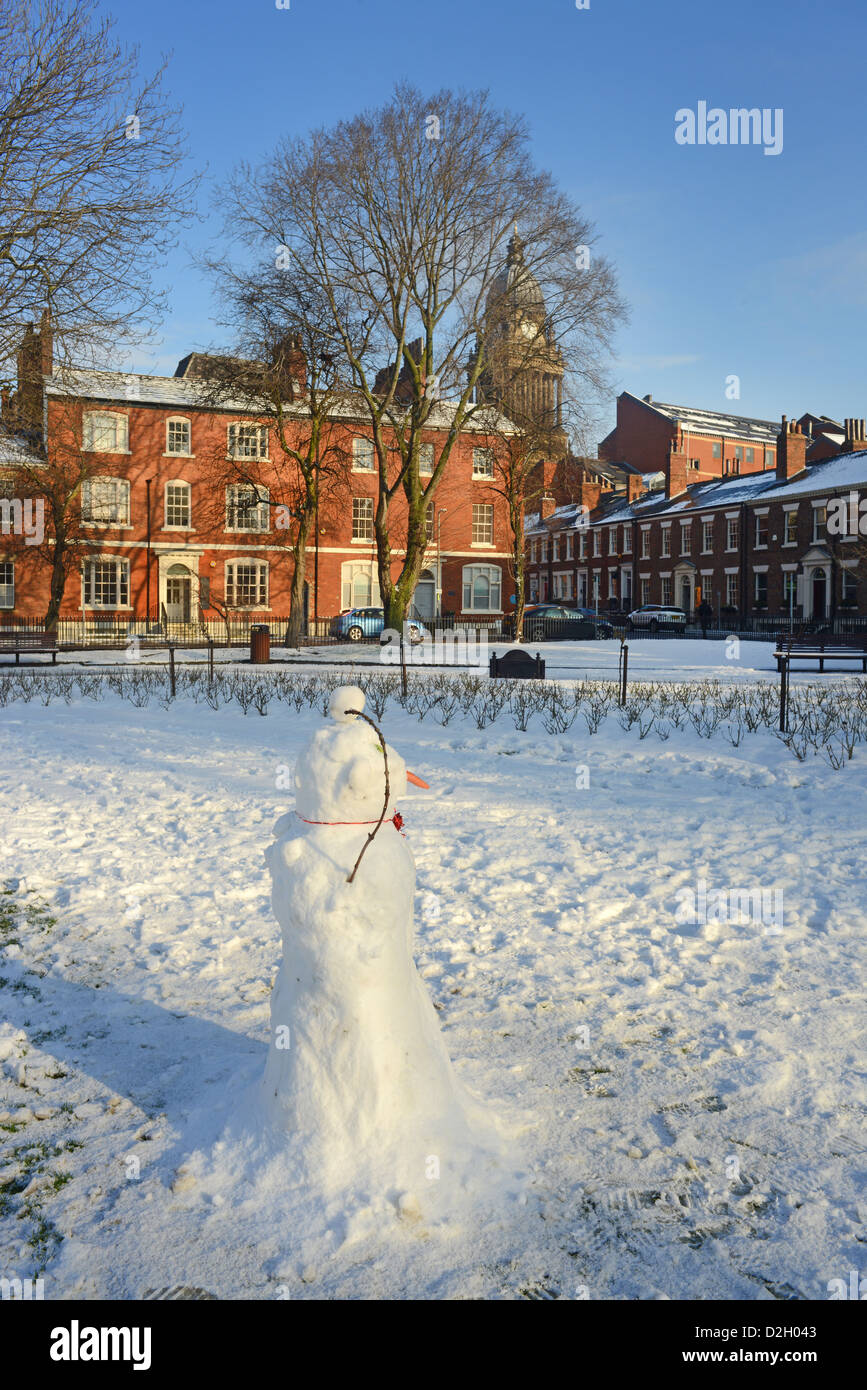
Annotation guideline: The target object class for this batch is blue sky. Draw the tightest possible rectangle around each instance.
[110,0,866,442]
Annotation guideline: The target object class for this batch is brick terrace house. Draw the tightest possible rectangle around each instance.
[598,390,780,480]
[0,321,516,632]
[527,418,867,624]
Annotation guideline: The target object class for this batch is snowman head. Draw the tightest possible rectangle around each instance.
[293,685,407,825]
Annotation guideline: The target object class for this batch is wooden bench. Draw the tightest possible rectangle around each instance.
[0,631,59,665]
[774,637,867,673]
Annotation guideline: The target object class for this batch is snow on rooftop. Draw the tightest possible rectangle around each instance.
[627,391,779,442]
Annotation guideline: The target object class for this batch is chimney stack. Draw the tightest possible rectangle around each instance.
[665,430,690,499]
[776,416,807,480]
[540,492,556,520]
[842,418,867,453]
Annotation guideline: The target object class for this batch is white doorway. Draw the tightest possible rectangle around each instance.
[165,563,193,622]
[413,569,436,621]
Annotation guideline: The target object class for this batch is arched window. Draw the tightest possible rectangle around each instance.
[166,417,192,456]
[462,564,501,613]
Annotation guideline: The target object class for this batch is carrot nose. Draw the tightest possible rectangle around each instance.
[406,770,429,789]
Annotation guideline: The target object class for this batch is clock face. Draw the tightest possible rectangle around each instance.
[519,318,537,339]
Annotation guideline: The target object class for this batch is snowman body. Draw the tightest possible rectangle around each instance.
[263,686,483,1196]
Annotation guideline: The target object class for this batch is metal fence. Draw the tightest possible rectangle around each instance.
[2,610,866,650]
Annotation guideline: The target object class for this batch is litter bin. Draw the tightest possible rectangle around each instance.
[250,624,271,664]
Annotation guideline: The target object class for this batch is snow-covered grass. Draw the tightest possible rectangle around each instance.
[0,678,865,1299]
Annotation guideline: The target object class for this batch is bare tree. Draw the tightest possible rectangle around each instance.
[0,0,197,384]
[186,263,356,646]
[218,84,625,627]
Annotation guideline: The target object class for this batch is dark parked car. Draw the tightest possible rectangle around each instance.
[509,604,614,642]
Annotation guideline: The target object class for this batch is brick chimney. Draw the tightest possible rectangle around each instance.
[665,429,690,499]
[626,472,645,503]
[540,492,556,520]
[776,416,807,480]
[841,418,867,453]
[15,310,52,433]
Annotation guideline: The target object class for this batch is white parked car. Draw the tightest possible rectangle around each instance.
[627,604,687,632]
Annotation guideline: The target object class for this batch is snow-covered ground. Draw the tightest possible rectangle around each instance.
[0,671,865,1299]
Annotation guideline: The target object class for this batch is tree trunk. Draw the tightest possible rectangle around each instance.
[43,539,68,634]
[286,508,313,648]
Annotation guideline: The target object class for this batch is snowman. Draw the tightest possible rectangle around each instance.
[263,685,497,1209]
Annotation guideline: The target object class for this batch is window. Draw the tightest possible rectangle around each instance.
[342,561,381,609]
[227,424,269,461]
[593,530,601,556]
[764,450,775,468]
[553,572,572,600]
[166,418,192,456]
[661,576,672,605]
[565,534,573,560]
[83,557,129,608]
[352,496,374,541]
[472,447,494,478]
[165,481,191,529]
[640,577,650,605]
[734,445,744,462]
[712,442,722,460]
[608,526,618,555]
[226,560,268,608]
[680,523,691,555]
[226,484,269,532]
[842,568,858,604]
[783,572,797,605]
[726,518,739,551]
[661,526,671,557]
[419,443,434,475]
[540,538,547,563]
[83,411,128,453]
[755,514,768,548]
[530,540,537,565]
[785,510,798,544]
[462,564,501,612]
[746,447,754,464]
[622,529,631,554]
[551,534,559,562]
[813,505,826,542]
[0,560,13,609]
[702,520,713,552]
[579,532,587,559]
[640,528,650,559]
[81,477,130,525]
[726,574,738,607]
[592,572,600,601]
[754,572,768,606]
[425,503,434,542]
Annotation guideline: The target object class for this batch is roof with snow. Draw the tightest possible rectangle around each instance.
[0,427,44,469]
[42,368,516,434]
[525,450,867,535]
[622,390,779,443]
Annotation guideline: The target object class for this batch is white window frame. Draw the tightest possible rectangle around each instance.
[0,559,14,609]
[226,483,269,533]
[81,476,131,526]
[82,556,130,609]
[680,521,692,555]
[608,525,618,555]
[640,526,651,559]
[351,496,374,542]
[660,524,671,558]
[341,560,381,610]
[227,424,269,462]
[418,443,434,476]
[164,480,192,530]
[225,558,269,609]
[701,518,714,553]
[462,563,502,613]
[754,510,769,549]
[165,416,193,457]
[82,411,129,454]
[783,505,798,546]
[352,437,375,472]
[472,447,494,479]
[726,517,739,552]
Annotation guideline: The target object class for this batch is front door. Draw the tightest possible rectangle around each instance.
[681,577,692,614]
[413,570,436,621]
[812,568,827,620]
[165,564,192,622]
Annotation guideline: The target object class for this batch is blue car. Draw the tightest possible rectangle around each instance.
[330,607,427,643]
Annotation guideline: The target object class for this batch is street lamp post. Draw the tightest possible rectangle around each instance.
[145,477,153,631]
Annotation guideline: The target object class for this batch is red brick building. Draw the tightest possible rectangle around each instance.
[0,322,516,633]
[527,418,867,624]
[599,391,780,480]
